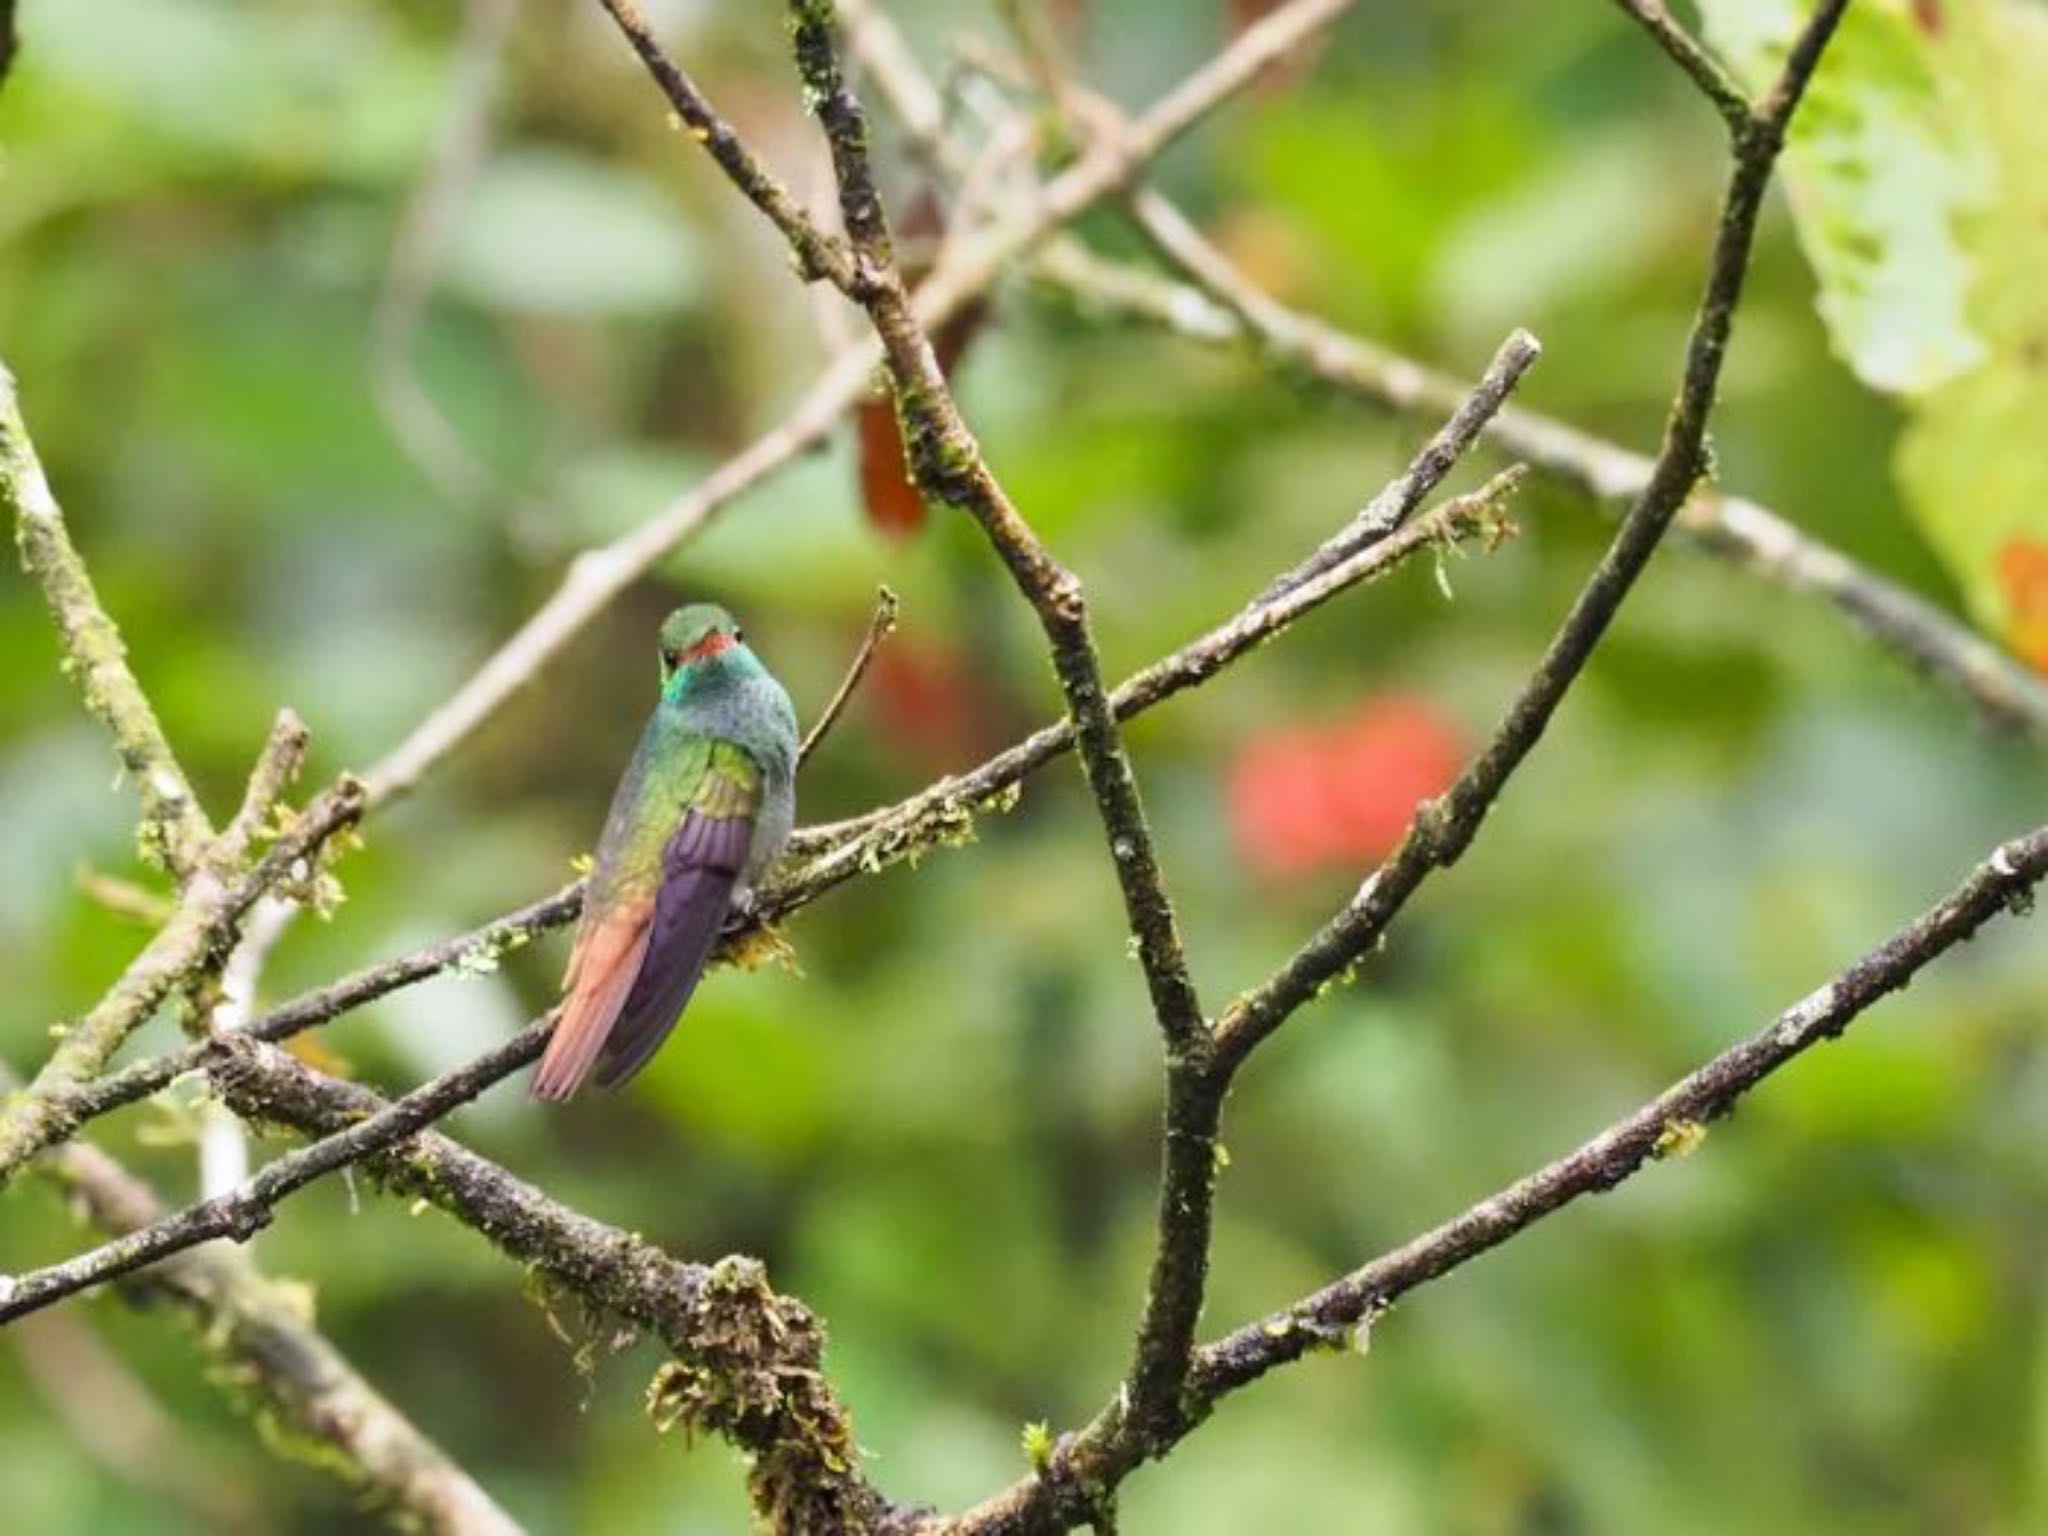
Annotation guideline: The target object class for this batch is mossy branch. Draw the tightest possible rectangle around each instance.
[37,1135,523,1535]
[3,361,216,879]
[0,776,365,1189]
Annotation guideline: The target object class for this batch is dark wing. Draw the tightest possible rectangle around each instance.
[532,739,760,1101]
[589,804,752,1089]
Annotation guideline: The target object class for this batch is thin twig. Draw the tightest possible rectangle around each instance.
[0,777,366,1189]
[798,585,900,768]
[197,893,298,1196]
[1214,0,1854,1069]
[950,818,2048,1533]
[12,0,1490,1466]
[779,0,1205,1031]
[218,709,309,863]
[1609,0,1753,130]
[72,868,176,926]
[365,0,1362,807]
[362,344,876,803]
[35,1135,523,1535]
[50,483,1508,1159]
[774,475,1525,896]
[1227,309,1539,603]
[776,1,1221,1448]
[0,1020,551,1323]
[840,0,2048,744]
[1031,234,2048,740]
[205,1037,906,1533]
[38,884,581,1146]
[9,1310,259,1533]
[1200,835,2048,1393]
[594,0,859,290]
[3,361,215,879]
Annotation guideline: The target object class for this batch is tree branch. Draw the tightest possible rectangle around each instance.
[371,0,521,505]
[838,0,2043,745]
[1214,0,1853,1069]
[1031,230,2048,741]
[1200,829,2047,1394]
[36,1136,523,1535]
[1609,0,1753,130]
[365,0,1361,807]
[798,585,900,767]
[0,776,366,1189]
[39,472,1510,1175]
[4,360,216,879]
[773,0,1204,1044]
[952,818,2048,1533]
[218,709,310,865]
[1241,317,1540,604]
[594,0,860,291]
[0,431,1472,1341]
[0,1019,549,1324]
[10,10,1926,1532]
[781,0,1238,1448]
[204,1037,911,1533]
[31,884,581,1149]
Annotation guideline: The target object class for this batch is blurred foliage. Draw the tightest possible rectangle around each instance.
[1,1,2044,1532]
[1703,0,2048,668]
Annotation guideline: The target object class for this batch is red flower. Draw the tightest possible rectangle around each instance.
[1228,696,1465,880]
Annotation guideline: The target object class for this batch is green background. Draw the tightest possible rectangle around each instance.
[2,1,2043,1530]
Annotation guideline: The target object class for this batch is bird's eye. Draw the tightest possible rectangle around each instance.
[661,648,681,670]
[732,627,744,644]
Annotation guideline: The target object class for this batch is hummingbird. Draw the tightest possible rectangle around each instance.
[532,604,798,1101]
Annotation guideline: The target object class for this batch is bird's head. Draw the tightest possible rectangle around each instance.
[657,604,747,691]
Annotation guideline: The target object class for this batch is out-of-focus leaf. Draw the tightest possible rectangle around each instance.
[1892,3,2048,666]
[1429,132,1692,343]
[1703,1,2048,670]
[1699,0,1989,394]
[1231,86,1536,333]
[444,148,703,317]
[17,0,439,184]
[855,393,927,539]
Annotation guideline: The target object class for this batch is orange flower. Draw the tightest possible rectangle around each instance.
[1997,538,2048,674]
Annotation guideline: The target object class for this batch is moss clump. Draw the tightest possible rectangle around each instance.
[646,1256,884,1533]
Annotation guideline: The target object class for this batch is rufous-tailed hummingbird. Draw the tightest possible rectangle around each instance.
[532,604,797,1100]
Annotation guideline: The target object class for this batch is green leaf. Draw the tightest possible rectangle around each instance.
[1892,3,2048,665]
[444,148,704,317]
[1703,0,2048,670]
[1698,0,1989,395]
[16,0,440,186]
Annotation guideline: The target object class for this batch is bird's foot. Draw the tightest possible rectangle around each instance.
[716,910,802,975]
